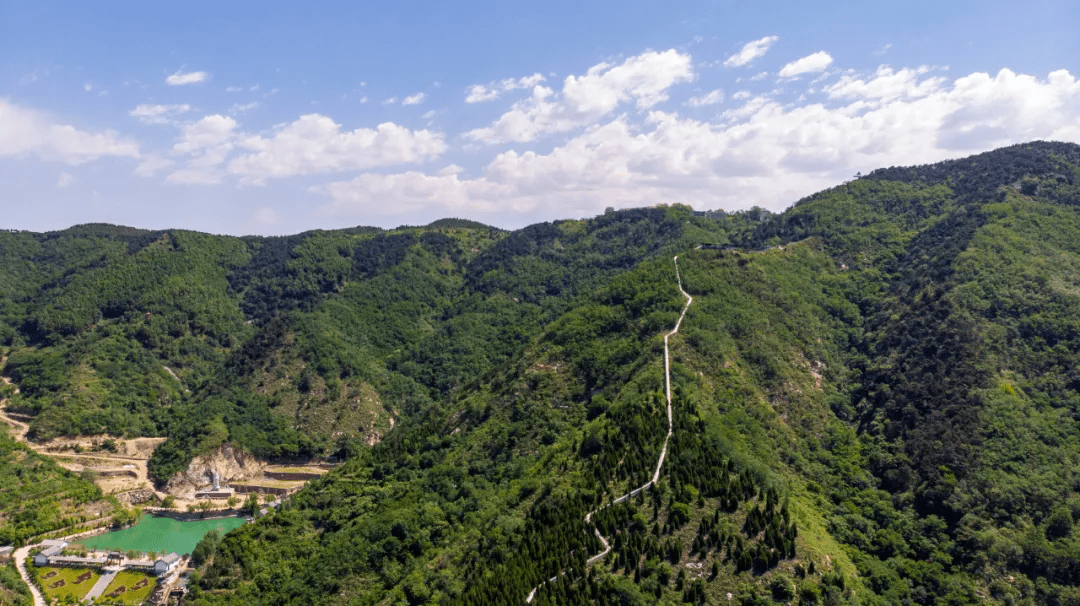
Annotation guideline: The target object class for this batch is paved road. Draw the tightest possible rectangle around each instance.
[526,256,693,603]
[84,568,119,602]
[13,544,47,606]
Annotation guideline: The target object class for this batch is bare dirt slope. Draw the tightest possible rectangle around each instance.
[164,443,267,499]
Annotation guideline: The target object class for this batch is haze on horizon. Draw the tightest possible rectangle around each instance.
[1,0,1078,235]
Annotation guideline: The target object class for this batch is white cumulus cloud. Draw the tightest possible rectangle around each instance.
[724,36,779,68]
[164,113,446,185]
[166,114,238,184]
[687,89,724,107]
[173,115,237,155]
[134,155,174,177]
[166,70,209,86]
[466,50,694,144]
[229,102,260,115]
[0,99,140,164]
[778,52,833,77]
[227,114,446,183]
[827,66,946,102]
[465,73,546,103]
[316,67,1080,222]
[130,103,192,124]
[402,93,426,105]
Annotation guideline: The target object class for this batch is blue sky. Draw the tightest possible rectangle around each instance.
[1,0,1078,234]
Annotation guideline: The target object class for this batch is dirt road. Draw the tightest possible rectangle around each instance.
[0,370,169,501]
[0,372,28,442]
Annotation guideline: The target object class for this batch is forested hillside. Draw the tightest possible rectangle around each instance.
[5,141,1080,604]
[0,209,741,482]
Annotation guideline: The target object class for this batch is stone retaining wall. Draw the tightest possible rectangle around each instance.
[233,485,291,496]
[87,468,138,478]
[144,509,243,522]
[192,490,234,499]
[263,471,323,481]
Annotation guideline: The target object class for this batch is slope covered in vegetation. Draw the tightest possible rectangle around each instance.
[0,210,741,482]
[5,142,1080,604]
[0,425,120,546]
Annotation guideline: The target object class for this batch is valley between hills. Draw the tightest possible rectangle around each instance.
[5,141,1080,604]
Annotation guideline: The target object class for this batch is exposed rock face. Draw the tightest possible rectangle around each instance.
[164,444,265,499]
[118,489,157,505]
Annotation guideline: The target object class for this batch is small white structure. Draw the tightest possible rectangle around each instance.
[0,546,13,561]
[32,540,68,567]
[153,553,182,575]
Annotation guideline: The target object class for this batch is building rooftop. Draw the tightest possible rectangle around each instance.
[50,556,108,566]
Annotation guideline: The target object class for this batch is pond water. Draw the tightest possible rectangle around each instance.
[75,514,247,555]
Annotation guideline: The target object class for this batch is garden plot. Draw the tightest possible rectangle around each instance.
[99,570,156,604]
[35,566,100,603]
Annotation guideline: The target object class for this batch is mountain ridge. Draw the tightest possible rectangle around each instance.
[3,141,1080,604]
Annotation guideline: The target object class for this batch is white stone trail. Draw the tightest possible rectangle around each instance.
[12,544,46,606]
[526,256,692,603]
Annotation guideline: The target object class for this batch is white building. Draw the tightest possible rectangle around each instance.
[153,553,182,575]
[32,540,68,567]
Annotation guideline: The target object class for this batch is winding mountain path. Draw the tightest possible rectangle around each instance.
[526,256,693,603]
[0,371,29,443]
[1,369,170,502]
[0,405,165,491]
[0,405,29,442]
[12,544,46,606]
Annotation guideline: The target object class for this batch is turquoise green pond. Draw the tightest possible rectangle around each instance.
[75,514,247,555]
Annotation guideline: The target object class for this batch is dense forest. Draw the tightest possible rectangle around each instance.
[4,141,1080,603]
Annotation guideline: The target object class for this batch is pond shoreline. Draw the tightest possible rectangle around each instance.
[142,507,247,522]
[73,513,248,555]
